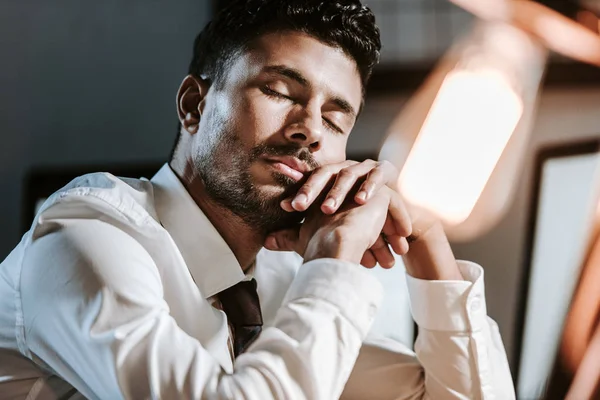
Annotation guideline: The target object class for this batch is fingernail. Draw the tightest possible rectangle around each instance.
[293,194,308,206]
[356,191,367,201]
[323,198,336,208]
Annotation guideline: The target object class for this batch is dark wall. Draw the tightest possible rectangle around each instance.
[0,1,212,258]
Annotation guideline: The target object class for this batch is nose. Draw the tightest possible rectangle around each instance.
[283,105,323,151]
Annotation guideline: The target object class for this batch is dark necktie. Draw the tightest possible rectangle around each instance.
[217,279,263,358]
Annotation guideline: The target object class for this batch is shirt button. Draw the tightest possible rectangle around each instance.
[469,296,482,314]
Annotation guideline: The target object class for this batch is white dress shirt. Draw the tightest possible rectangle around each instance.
[0,164,515,399]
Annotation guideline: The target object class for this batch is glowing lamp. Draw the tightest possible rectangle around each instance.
[380,21,546,240]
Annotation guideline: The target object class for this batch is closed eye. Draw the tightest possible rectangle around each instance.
[323,117,344,134]
[263,85,345,134]
[262,86,294,102]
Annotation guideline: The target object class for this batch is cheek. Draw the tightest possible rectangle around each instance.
[239,93,288,142]
[318,136,348,166]
[195,97,248,160]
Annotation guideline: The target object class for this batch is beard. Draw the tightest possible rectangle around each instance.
[193,127,319,235]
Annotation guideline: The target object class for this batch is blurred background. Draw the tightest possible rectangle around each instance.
[2,0,600,397]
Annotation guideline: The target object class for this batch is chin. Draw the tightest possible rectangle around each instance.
[254,170,301,197]
[244,183,304,233]
[256,183,289,203]
[272,176,303,198]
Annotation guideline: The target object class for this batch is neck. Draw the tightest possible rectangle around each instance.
[169,157,264,272]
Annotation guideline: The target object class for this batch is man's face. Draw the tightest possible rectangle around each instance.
[191,31,363,233]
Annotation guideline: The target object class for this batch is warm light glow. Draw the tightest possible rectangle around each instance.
[398,68,524,225]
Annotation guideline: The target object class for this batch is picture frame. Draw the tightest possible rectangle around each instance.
[513,138,600,399]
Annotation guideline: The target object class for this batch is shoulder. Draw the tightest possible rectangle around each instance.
[19,214,166,345]
[23,217,162,295]
[21,172,165,301]
[31,172,160,235]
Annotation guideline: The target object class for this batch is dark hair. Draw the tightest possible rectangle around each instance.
[191,0,381,93]
[171,0,381,159]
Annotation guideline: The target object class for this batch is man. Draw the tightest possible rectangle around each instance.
[0,0,514,398]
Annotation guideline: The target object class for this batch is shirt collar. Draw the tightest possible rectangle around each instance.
[151,164,246,298]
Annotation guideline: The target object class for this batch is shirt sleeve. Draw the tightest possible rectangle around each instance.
[20,217,383,400]
[341,261,516,400]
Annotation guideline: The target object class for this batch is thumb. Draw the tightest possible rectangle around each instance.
[264,227,301,253]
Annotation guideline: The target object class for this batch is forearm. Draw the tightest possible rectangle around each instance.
[342,261,515,400]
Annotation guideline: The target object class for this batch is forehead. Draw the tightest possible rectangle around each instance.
[228,31,363,109]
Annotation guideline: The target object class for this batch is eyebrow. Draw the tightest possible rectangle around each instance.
[263,65,358,120]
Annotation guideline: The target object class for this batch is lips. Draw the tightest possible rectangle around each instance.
[264,156,310,182]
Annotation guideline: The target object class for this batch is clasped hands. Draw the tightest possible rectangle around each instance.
[264,159,422,269]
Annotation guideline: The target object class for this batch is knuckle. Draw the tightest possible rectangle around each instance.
[379,159,392,168]
[319,165,335,175]
[328,183,346,197]
[327,185,341,196]
[297,183,314,195]
[367,168,383,180]
[381,160,400,176]
[338,168,356,180]
[375,162,389,173]
[309,167,324,177]
[332,226,351,241]
[371,242,386,250]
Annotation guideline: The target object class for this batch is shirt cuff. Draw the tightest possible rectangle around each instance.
[284,258,383,338]
[406,260,487,332]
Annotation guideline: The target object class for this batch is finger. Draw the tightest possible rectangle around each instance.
[322,160,378,214]
[289,162,355,212]
[399,237,409,254]
[264,227,301,253]
[355,161,398,204]
[280,198,295,212]
[373,247,396,269]
[360,250,377,268]
[382,213,396,236]
[371,235,395,269]
[385,234,410,256]
[381,215,407,255]
[321,169,361,214]
[388,190,412,237]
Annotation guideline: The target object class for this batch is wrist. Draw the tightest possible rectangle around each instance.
[403,222,463,281]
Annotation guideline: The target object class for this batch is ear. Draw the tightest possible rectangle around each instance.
[176,75,210,135]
